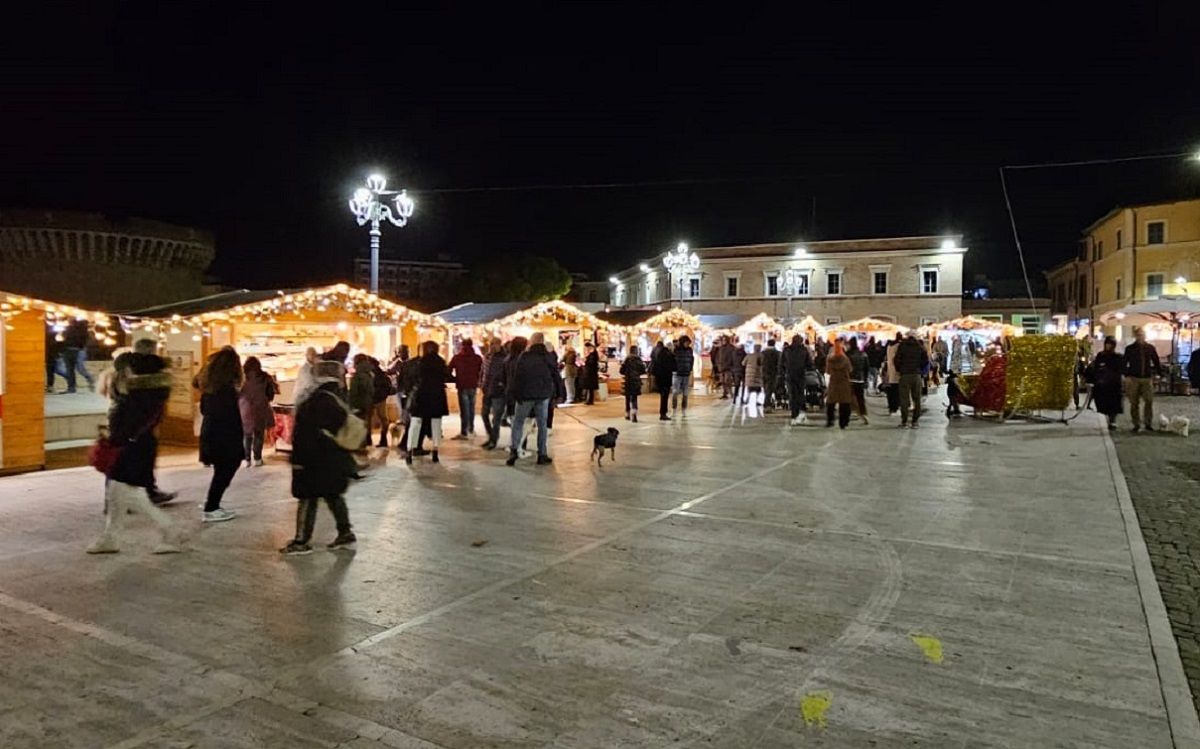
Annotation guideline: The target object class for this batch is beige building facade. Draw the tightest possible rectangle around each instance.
[609,235,965,328]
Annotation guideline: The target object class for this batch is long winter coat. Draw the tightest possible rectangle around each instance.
[619,356,646,395]
[825,353,854,404]
[510,343,562,401]
[581,350,601,390]
[651,347,676,393]
[108,355,171,488]
[239,371,277,434]
[562,350,578,379]
[200,386,245,466]
[1086,351,1124,417]
[290,383,357,499]
[410,354,451,419]
[743,351,764,389]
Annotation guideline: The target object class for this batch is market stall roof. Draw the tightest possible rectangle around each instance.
[129,284,442,327]
[1099,295,1200,324]
[785,315,828,340]
[697,313,752,331]
[918,315,1022,337]
[621,308,709,333]
[826,316,910,337]
[1,290,124,345]
[435,302,534,325]
[594,309,659,327]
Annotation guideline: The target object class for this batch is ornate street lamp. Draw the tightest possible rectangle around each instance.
[781,266,806,323]
[348,174,416,294]
[662,242,700,308]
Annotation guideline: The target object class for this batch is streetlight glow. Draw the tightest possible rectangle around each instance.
[663,242,700,308]
[348,173,416,293]
[941,238,957,251]
[639,263,651,272]
[609,276,620,284]
[793,247,808,257]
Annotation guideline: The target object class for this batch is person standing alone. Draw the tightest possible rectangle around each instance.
[652,340,676,421]
[407,341,451,464]
[783,335,812,425]
[847,337,869,424]
[449,339,483,439]
[580,342,600,405]
[893,332,928,429]
[506,334,558,465]
[672,336,695,417]
[197,346,245,522]
[824,340,854,429]
[619,345,646,421]
[239,356,277,467]
[1123,327,1162,432]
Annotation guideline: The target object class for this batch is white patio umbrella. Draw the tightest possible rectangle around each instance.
[1099,295,1200,363]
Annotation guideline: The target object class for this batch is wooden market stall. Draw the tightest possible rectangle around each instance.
[824,316,909,341]
[784,315,828,344]
[918,315,1022,374]
[0,291,123,474]
[131,284,445,445]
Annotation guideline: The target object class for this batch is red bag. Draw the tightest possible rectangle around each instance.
[87,437,124,476]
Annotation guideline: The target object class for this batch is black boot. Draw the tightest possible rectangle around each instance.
[506,450,518,466]
[431,450,440,463]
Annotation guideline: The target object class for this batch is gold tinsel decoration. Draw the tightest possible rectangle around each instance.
[1004,335,1077,412]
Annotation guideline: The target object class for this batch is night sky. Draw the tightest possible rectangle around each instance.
[4,4,1199,291]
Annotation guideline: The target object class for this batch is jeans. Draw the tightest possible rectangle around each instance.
[458,388,477,435]
[243,430,265,462]
[851,382,867,416]
[787,376,805,418]
[409,417,442,450]
[671,373,690,411]
[371,401,389,446]
[46,354,67,389]
[204,460,240,512]
[1127,377,1154,427]
[867,367,880,392]
[899,374,923,424]
[294,496,352,544]
[62,347,95,391]
[510,399,549,457]
[624,393,639,414]
[486,395,507,445]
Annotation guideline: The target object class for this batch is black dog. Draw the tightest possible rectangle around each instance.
[591,428,620,466]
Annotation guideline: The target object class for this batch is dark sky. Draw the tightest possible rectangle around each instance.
[4,3,1200,291]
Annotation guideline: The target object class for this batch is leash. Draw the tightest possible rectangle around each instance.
[554,405,606,433]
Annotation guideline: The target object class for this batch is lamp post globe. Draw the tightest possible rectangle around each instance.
[663,242,699,308]
[348,173,416,294]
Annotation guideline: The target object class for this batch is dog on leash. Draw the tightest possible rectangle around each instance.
[591,428,620,466]
[1158,414,1191,437]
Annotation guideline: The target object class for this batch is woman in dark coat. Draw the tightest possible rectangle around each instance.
[651,342,676,420]
[87,351,180,554]
[580,342,601,405]
[282,361,357,555]
[239,356,277,466]
[406,341,451,464]
[619,345,646,421]
[197,346,245,522]
[1085,336,1124,430]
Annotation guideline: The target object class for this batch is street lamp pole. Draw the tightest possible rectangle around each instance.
[662,242,700,309]
[781,268,802,324]
[348,174,416,294]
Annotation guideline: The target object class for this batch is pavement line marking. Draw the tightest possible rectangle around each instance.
[331,451,813,656]
[1102,417,1200,749]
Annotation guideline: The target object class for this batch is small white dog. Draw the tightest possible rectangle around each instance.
[1158,414,1191,437]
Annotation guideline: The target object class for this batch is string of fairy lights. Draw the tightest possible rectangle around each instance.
[2,286,1028,349]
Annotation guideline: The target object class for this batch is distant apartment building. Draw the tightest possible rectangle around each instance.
[564,274,610,310]
[352,257,468,306]
[607,235,965,328]
[1044,197,1200,329]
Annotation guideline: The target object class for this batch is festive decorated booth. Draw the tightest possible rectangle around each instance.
[824,317,909,341]
[919,315,1022,374]
[132,284,444,446]
[0,291,124,474]
[785,315,828,344]
[952,336,1076,420]
[1100,296,1200,390]
[438,300,610,351]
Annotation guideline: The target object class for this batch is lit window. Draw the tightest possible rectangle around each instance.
[689,278,701,298]
[796,273,810,296]
[1147,221,1166,245]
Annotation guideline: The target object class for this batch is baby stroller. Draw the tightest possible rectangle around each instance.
[804,369,825,411]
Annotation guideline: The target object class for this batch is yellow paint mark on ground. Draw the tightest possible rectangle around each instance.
[910,633,944,664]
[800,690,833,729]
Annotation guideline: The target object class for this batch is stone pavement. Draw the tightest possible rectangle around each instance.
[0,391,1194,748]
[1112,394,1200,719]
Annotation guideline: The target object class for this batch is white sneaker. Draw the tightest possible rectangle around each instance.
[202,508,236,523]
[86,539,119,554]
[518,448,531,459]
[253,459,265,467]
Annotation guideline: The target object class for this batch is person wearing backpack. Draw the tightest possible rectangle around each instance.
[369,355,395,448]
[281,360,358,555]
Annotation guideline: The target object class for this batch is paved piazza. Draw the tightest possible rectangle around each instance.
[2,391,1198,748]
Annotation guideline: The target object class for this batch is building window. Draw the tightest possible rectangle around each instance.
[826,271,842,295]
[1116,278,1123,300]
[795,273,810,296]
[1147,273,1164,298]
[1147,221,1166,245]
[1093,287,1099,305]
[1116,229,1122,249]
[873,271,888,294]
[726,276,738,297]
[825,316,841,325]
[689,277,701,298]
[1014,314,1042,335]
[1097,241,1103,260]
[766,274,779,296]
[921,268,939,294]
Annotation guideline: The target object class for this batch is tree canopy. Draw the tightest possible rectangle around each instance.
[464,255,572,302]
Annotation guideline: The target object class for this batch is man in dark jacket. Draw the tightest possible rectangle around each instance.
[866,339,886,394]
[282,361,357,555]
[481,341,509,449]
[449,339,483,439]
[62,319,96,393]
[717,337,737,399]
[761,339,781,412]
[783,335,813,424]
[672,336,696,416]
[506,333,559,465]
[652,341,677,421]
[893,333,929,428]
[1123,327,1162,432]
